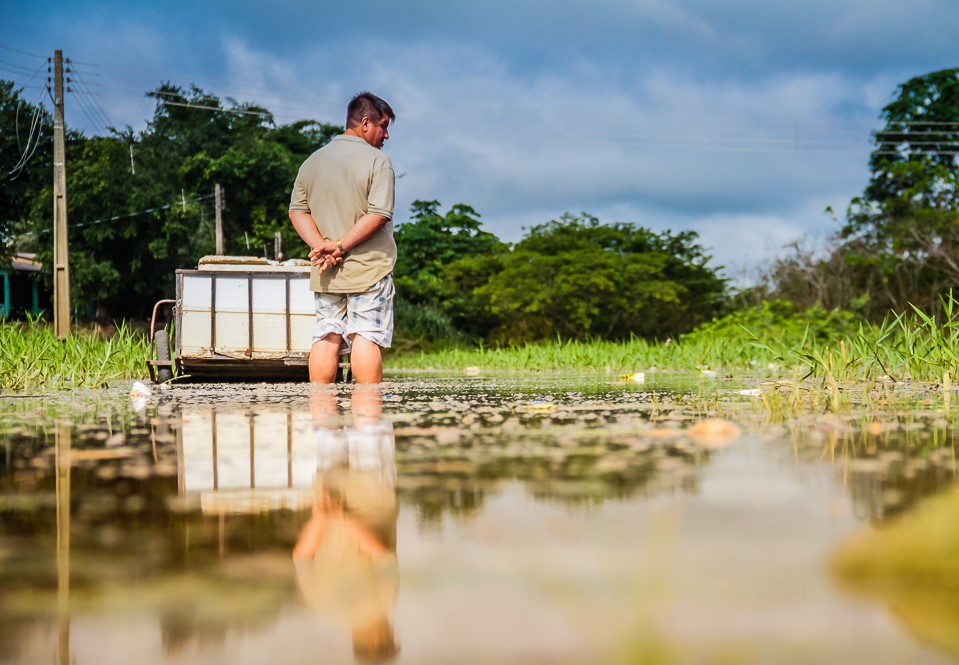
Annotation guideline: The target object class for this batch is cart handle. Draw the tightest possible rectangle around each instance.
[150,299,177,343]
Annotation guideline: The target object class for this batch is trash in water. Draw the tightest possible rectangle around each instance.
[688,418,741,450]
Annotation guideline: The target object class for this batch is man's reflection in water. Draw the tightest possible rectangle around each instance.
[293,385,399,663]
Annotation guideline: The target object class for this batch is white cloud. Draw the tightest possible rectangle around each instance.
[36,22,901,273]
[332,43,880,249]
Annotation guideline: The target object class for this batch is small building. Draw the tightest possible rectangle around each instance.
[0,253,44,319]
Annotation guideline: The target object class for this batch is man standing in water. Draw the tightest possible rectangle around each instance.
[289,92,396,383]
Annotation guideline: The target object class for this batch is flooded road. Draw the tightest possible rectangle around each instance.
[1,376,957,664]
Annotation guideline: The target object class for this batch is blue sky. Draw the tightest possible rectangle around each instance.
[2,0,956,281]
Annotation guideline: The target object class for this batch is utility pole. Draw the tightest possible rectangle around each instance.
[52,50,71,339]
[214,183,224,255]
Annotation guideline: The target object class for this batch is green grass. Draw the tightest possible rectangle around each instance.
[7,293,959,393]
[0,319,151,392]
[391,293,959,385]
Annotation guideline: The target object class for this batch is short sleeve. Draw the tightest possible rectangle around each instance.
[367,156,395,219]
[289,168,311,212]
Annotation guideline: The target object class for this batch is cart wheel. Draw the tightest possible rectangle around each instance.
[154,329,173,383]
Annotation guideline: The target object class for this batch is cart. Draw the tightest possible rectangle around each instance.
[147,256,347,383]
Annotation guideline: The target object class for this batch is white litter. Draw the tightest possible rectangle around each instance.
[130,381,152,398]
[130,381,152,413]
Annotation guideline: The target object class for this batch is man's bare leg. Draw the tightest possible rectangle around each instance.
[309,335,342,383]
[350,335,383,384]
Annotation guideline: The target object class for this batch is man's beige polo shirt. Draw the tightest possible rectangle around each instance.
[290,135,396,293]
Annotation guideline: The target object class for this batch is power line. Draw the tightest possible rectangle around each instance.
[8,112,45,179]
[0,63,43,79]
[65,61,339,117]
[58,72,278,121]
[8,81,48,180]
[0,58,48,89]
[24,193,217,237]
[0,58,47,74]
[884,120,959,127]
[68,86,107,132]
[14,51,959,156]
[88,78,959,137]
[0,43,46,59]
[2,83,45,91]
[157,99,273,118]
[68,68,114,128]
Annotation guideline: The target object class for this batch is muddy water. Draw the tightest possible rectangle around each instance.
[1,376,957,665]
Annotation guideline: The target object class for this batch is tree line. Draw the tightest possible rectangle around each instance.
[751,68,959,321]
[2,68,958,345]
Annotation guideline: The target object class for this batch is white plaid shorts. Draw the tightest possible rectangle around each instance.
[312,274,394,353]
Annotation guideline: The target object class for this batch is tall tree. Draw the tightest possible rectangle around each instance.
[474,214,727,344]
[0,81,52,263]
[393,200,506,305]
[838,68,959,316]
[12,83,340,318]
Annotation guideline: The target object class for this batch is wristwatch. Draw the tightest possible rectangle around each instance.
[336,240,346,255]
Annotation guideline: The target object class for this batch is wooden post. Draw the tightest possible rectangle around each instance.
[52,50,71,338]
[55,423,71,665]
[214,183,224,255]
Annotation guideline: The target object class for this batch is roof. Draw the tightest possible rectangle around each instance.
[9,253,42,273]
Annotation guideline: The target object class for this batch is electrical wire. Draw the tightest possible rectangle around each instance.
[0,58,47,74]
[11,50,959,157]
[68,68,114,128]
[68,85,108,133]
[0,43,45,59]
[0,63,43,78]
[157,99,273,118]
[66,62,339,118]
[25,193,217,237]
[7,80,48,180]
[67,64,112,125]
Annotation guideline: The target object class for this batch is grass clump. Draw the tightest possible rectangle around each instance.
[0,319,150,392]
[390,294,959,384]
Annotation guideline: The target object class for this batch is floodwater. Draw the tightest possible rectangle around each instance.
[1,375,957,665]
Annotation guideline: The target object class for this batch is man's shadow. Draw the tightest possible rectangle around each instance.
[293,385,399,663]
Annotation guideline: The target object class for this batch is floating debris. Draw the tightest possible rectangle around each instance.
[130,381,152,399]
[129,381,152,413]
[687,418,741,450]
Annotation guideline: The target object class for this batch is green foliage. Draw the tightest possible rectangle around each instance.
[6,80,340,318]
[435,252,506,340]
[394,200,506,305]
[476,214,727,344]
[394,209,728,346]
[766,68,959,320]
[0,81,52,263]
[392,297,469,351]
[683,300,860,348]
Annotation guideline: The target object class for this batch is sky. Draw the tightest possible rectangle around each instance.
[1,0,956,283]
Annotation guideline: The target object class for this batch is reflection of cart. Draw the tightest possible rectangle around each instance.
[177,405,318,514]
[148,256,330,383]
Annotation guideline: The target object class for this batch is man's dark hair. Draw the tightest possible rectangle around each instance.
[347,92,395,129]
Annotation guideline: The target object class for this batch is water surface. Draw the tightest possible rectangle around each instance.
[1,376,956,664]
